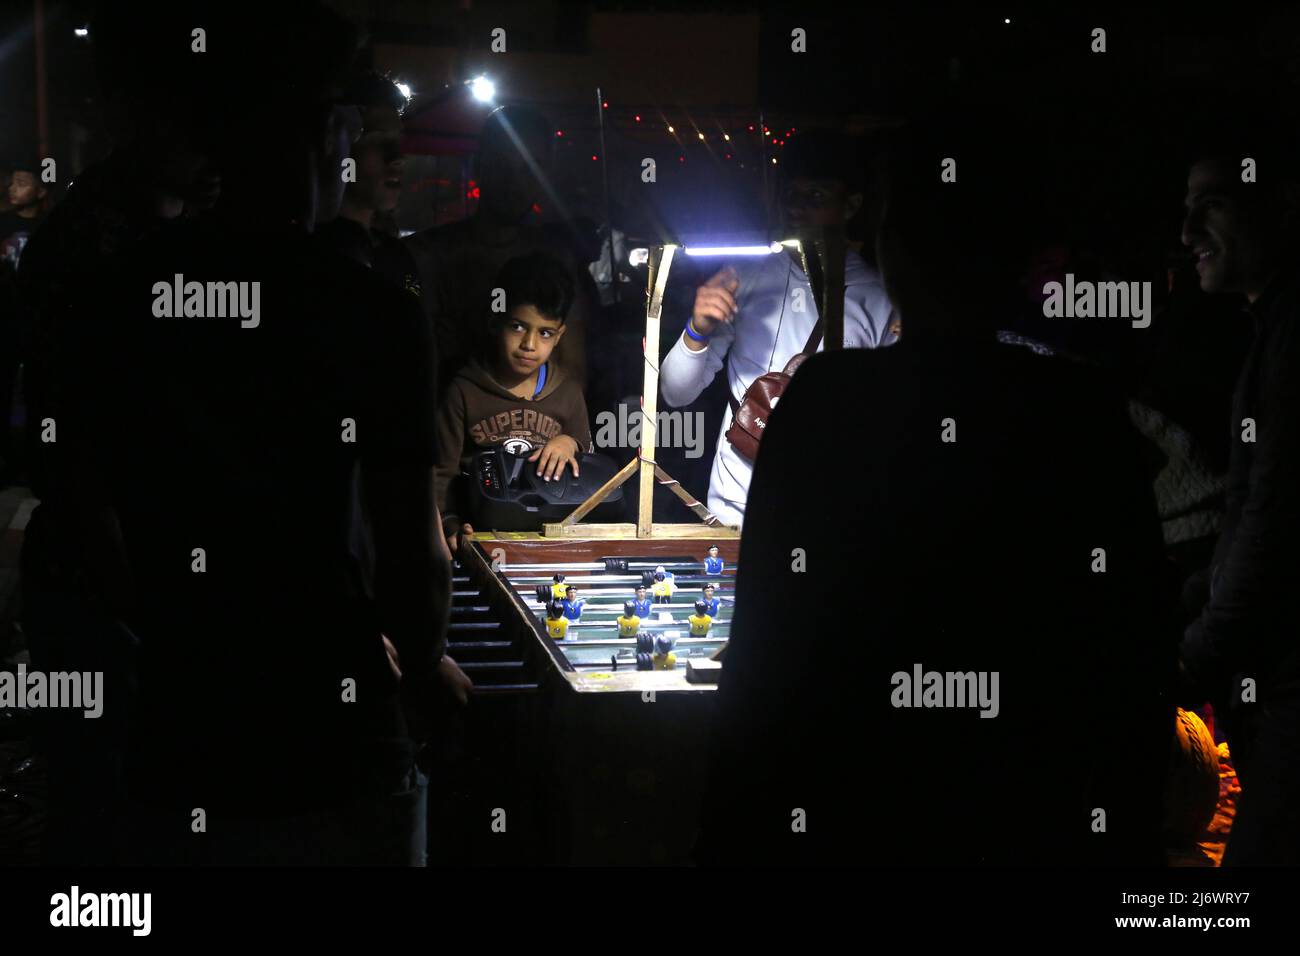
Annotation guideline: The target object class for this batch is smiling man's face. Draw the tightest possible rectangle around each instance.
[1182,159,1275,299]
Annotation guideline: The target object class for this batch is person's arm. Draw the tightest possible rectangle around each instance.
[566,381,593,453]
[660,268,738,407]
[1181,318,1300,689]
[363,294,452,731]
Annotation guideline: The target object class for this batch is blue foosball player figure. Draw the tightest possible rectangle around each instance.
[562,585,585,622]
[636,632,655,670]
[617,601,641,638]
[704,545,724,576]
[545,601,569,640]
[651,566,676,603]
[653,634,678,670]
[632,585,653,618]
[701,583,720,618]
[689,600,713,637]
[550,573,568,601]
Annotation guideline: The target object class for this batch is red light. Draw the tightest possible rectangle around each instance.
[531,202,542,214]
[602,101,609,108]
[634,114,641,122]
[678,155,685,163]
[555,130,563,137]
[748,124,754,131]
[725,153,732,159]
[591,155,598,162]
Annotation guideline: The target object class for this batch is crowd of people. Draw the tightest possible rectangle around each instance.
[0,0,1297,867]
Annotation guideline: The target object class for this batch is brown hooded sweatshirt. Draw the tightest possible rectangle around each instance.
[435,358,592,519]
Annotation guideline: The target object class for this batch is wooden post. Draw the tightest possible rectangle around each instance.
[639,244,676,536]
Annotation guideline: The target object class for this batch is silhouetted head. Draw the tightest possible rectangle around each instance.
[1180,122,1300,301]
[100,1,361,228]
[781,129,865,231]
[340,72,408,217]
[876,116,1037,347]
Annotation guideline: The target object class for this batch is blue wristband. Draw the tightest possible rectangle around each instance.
[684,319,710,343]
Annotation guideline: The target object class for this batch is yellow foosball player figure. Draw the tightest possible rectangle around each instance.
[651,566,676,603]
[653,634,678,670]
[617,601,641,638]
[689,600,713,637]
[545,601,569,640]
[550,573,569,601]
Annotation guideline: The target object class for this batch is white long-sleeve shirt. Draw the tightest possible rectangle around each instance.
[660,249,896,527]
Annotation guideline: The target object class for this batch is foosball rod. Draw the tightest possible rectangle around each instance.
[504,574,730,587]
[491,559,732,573]
[547,619,730,631]
[554,636,724,648]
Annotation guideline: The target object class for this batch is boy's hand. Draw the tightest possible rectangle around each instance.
[689,267,740,344]
[447,522,474,554]
[529,435,581,481]
[438,654,473,707]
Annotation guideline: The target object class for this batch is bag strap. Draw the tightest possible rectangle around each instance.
[800,315,825,357]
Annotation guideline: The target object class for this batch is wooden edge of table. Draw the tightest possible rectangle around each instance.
[562,667,718,694]
[530,523,741,540]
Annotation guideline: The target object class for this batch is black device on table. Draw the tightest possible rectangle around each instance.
[466,446,625,531]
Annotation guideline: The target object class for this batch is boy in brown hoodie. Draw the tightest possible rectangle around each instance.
[436,252,592,546]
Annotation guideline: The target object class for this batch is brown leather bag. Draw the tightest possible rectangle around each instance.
[724,317,824,462]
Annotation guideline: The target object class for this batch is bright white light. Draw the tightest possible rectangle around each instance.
[683,245,780,257]
[396,82,412,100]
[667,125,675,133]
[1004,17,1011,24]
[74,26,89,37]
[470,75,495,103]
[628,248,650,267]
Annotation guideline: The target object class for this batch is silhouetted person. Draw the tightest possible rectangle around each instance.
[315,71,421,296]
[1176,133,1300,865]
[698,120,1175,865]
[660,131,896,528]
[31,1,451,865]
[16,6,225,864]
[406,104,592,391]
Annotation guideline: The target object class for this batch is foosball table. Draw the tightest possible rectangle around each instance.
[457,538,734,694]
[433,536,737,865]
